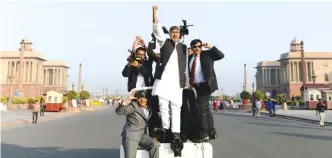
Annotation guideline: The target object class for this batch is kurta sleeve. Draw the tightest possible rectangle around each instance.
[153,23,167,47]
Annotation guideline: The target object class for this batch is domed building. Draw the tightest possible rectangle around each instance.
[255,36,332,100]
[1,37,69,98]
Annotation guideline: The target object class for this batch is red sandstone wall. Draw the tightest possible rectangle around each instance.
[1,84,66,98]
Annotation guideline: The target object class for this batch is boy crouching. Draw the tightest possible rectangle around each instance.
[116,90,159,158]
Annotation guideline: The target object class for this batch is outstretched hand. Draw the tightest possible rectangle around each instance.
[152,6,158,12]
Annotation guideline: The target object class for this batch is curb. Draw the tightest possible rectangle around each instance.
[261,112,332,127]
[1,112,74,130]
[1,107,109,130]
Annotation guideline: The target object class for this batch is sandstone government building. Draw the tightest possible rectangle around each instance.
[1,37,69,98]
[255,37,332,99]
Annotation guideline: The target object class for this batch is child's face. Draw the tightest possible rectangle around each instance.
[137,97,147,107]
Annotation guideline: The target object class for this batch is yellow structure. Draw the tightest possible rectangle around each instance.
[46,90,64,104]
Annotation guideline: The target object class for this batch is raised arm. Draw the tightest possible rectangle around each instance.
[203,43,225,61]
[116,91,136,115]
[152,6,166,47]
[147,41,160,62]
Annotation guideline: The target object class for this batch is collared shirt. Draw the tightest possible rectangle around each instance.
[141,107,149,118]
[189,54,206,84]
[136,71,146,88]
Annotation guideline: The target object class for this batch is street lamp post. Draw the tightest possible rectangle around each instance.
[252,82,255,92]
[8,76,14,101]
[300,41,307,108]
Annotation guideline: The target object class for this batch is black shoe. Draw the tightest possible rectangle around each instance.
[170,135,183,157]
[180,132,188,142]
[209,133,218,140]
[173,133,181,140]
[154,128,167,143]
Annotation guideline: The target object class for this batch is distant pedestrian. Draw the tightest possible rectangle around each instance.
[291,95,295,106]
[252,98,256,116]
[316,98,326,127]
[255,99,262,117]
[213,100,218,112]
[32,100,40,124]
[228,98,234,111]
[40,97,45,116]
[266,99,273,117]
[272,99,276,116]
[219,99,225,113]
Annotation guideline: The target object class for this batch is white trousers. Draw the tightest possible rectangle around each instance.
[158,96,181,133]
[319,112,325,126]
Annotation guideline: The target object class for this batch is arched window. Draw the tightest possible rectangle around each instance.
[324,73,329,81]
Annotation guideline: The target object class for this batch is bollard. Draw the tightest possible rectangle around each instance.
[283,102,288,111]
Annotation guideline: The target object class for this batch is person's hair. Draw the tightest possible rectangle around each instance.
[135,91,147,99]
[190,39,203,47]
[169,26,180,33]
[135,47,146,54]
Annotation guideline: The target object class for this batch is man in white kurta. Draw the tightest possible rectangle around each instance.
[151,6,189,138]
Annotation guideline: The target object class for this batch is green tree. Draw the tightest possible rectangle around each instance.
[67,90,78,100]
[80,90,90,100]
[254,90,264,100]
[240,91,251,100]
[62,96,68,104]
[276,93,285,104]
[295,95,302,101]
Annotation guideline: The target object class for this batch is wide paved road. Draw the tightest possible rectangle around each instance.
[2,108,332,158]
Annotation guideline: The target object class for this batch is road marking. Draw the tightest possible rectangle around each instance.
[36,149,50,153]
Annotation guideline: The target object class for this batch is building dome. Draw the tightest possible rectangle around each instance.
[20,36,32,44]
[291,36,301,45]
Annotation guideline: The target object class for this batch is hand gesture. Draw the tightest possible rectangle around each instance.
[188,48,193,55]
[152,6,158,12]
[128,89,137,100]
[202,42,211,49]
[130,61,140,68]
[122,89,136,105]
[139,39,146,47]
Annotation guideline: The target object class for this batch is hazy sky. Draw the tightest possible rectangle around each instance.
[1,1,332,95]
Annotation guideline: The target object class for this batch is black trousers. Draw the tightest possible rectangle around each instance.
[32,112,38,123]
[181,89,198,139]
[40,105,45,116]
[252,104,256,116]
[193,82,216,138]
[147,95,162,135]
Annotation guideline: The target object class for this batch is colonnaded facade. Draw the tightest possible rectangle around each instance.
[0,37,69,98]
[255,37,332,99]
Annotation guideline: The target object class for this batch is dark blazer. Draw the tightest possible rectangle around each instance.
[147,41,160,85]
[122,59,153,92]
[188,46,224,93]
[116,101,152,141]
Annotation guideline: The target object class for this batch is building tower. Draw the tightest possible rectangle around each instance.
[17,36,33,97]
[78,63,82,94]
[244,64,247,91]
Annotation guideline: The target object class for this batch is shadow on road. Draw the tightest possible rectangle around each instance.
[244,122,332,131]
[1,143,119,158]
[269,132,332,141]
